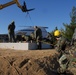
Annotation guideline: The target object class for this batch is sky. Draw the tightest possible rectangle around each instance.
[0,0,76,34]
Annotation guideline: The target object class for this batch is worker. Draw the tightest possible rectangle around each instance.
[30,32,35,43]
[8,21,16,42]
[22,34,31,42]
[54,30,69,73]
[54,30,66,53]
[34,26,42,49]
[54,30,67,57]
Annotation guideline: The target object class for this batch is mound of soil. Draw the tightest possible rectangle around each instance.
[0,49,75,75]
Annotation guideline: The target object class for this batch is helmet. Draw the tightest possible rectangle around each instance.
[54,30,61,37]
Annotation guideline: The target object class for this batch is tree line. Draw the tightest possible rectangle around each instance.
[50,6,76,42]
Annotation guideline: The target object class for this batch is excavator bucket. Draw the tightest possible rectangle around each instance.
[21,1,35,12]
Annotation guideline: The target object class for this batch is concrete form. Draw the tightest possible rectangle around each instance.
[0,42,51,50]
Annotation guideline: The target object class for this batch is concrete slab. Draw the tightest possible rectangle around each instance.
[0,43,37,50]
[0,42,51,50]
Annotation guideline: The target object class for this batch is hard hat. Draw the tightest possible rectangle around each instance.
[54,30,61,37]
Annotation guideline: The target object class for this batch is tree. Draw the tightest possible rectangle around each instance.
[61,6,76,40]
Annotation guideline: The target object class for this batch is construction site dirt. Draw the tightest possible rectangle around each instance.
[0,49,76,75]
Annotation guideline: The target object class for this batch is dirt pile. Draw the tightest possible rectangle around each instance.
[0,49,75,75]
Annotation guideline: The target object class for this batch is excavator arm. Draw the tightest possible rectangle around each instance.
[0,0,35,12]
[0,0,22,10]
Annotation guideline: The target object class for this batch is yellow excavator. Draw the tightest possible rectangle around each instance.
[0,0,35,12]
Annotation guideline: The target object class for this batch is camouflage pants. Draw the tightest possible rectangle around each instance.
[58,54,69,73]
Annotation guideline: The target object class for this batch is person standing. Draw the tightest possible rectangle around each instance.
[34,26,42,49]
[8,21,16,42]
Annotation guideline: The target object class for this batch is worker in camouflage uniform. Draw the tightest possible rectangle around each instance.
[34,26,42,49]
[54,30,67,55]
[56,35,67,57]
[8,21,16,42]
[54,30,69,73]
[30,32,35,43]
